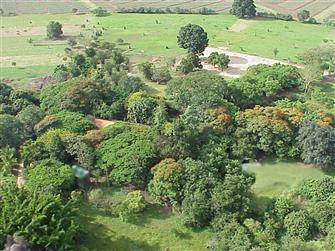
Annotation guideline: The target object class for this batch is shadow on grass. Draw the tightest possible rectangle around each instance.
[78,205,161,251]
[129,203,172,226]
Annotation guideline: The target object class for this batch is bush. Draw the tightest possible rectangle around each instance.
[137,61,154,80]
[283,210,313,240]
[24,159,75,194]
[151,67,172,84]
[117,191,147,221]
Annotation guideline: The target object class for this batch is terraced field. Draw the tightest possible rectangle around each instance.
[1,0,333,18]
[92,0,333,17]
[0,0,89,14]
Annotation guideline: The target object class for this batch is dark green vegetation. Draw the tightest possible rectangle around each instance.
[1,8,335,251]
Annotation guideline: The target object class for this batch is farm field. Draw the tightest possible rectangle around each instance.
[1,12,333,87]
[1,0,334,19]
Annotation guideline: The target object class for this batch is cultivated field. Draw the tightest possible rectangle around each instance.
[1,0,334,19]
[0,0,89,14]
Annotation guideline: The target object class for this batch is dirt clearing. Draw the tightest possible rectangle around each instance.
[202,47,300,78]
[229,19,256,32]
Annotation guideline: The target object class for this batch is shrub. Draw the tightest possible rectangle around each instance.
[24,159,75,194]
[117,191,146,221]
[151,67,172,84]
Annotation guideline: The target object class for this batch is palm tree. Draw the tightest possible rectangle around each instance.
[0,146,18,176]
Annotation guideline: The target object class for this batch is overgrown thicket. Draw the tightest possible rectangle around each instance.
[0,22,334,250]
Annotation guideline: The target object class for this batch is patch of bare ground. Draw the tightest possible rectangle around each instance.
[94,118,115,129]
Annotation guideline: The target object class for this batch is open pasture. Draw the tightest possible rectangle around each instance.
[0,0,89,14]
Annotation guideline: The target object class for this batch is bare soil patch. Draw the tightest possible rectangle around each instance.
[94,118,115,129]
[229,56,248,64]
[202,47,300,78]
[229,19,256,32]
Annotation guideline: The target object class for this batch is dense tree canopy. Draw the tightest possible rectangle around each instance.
[98,123,159,186]
[297,122,335,169]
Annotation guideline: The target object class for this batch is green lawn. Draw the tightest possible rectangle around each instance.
[247,160,335,198]
[78,187,212,251]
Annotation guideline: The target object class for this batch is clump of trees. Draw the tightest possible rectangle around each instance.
[92,7,110,17]
[297,9,317,24]
[208,52,230,71]
[137,62,172,84]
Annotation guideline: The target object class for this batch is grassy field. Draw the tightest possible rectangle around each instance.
[247,160,335,198]
[1,13,333,88]
[78,187,212,251]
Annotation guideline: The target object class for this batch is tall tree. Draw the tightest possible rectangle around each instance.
[231,0,256,18]
[177,24,209,54]
[46,21,63,39]
[297,122,335,169]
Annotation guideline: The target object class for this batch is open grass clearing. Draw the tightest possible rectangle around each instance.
[78,187,212,251]
[247,160,335,198]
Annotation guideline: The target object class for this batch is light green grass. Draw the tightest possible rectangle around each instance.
[1,65,55,79]
[78,187,212,251]
[0,65,56,89]
[96,14,333,61]
[1,36,67,57]
[144,81,167,97]
[96,13,237,60]
[247,160,335,198]
[1,13,93,27]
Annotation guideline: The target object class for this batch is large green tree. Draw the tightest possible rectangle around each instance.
[46,21,63,39]
[297,122,335,169]
[231,0,256,18]
[98,123,159,186]
[177,24,209,54]
[0,114,27,148]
